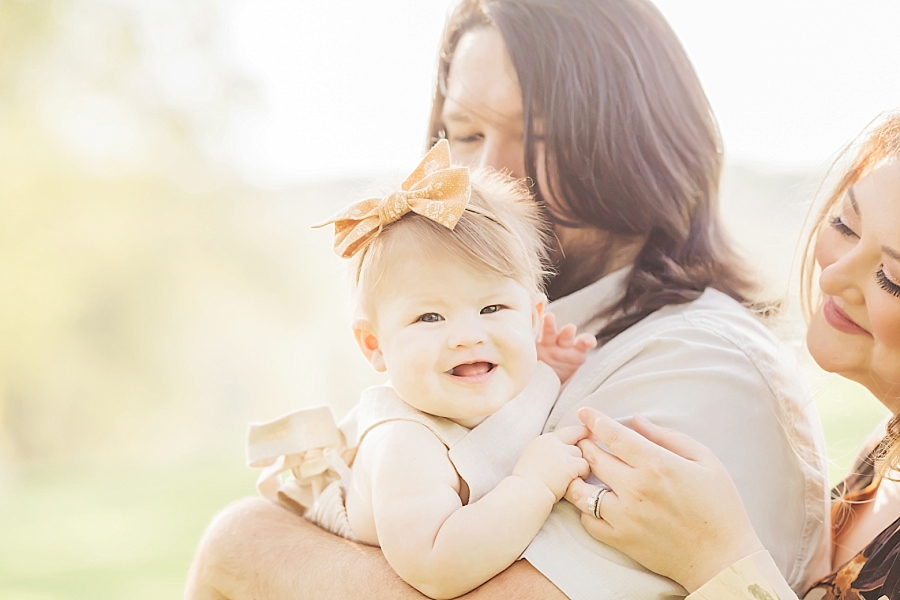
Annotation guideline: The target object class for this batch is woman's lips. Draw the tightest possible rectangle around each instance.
[447,361,495,382]
[823,297,870,336]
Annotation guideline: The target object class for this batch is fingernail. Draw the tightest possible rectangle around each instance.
[577,407,593,424]
[633,413,648,425]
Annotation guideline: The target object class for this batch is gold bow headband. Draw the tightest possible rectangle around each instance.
[313,139,471,259]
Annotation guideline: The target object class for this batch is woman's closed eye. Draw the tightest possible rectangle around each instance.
[877,268,900,298]
[830,215,858,238]
[416,312,444,323]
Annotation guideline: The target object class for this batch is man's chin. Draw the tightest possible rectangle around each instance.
[547,263,604,300]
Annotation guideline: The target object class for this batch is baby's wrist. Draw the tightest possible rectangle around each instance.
[509,469,560,505]
[555,366,574,384]
[541,361,568,381]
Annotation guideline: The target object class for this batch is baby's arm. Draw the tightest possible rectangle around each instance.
[359,421,590,600]
[536,312,598,383]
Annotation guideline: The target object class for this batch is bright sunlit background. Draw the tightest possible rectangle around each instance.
[1,1,898,598]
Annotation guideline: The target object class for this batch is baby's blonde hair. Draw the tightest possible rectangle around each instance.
[352,168,551,321]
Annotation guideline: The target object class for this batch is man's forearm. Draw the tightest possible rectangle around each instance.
[186,497,422,600]
[186,497,568,600]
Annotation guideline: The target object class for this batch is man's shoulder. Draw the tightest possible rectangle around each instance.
[568,288,809,431]
[605,288,777,360]
[561,287,802,416]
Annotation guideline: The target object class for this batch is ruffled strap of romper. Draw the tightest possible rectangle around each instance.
[246,406,354,516]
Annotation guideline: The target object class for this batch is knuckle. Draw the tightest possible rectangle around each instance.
[644,456,669,478]
[576,441,594,461]
[603,428,620,448]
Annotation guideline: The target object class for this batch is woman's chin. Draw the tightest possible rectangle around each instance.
[806,309,859,376]
[806,309,885,400]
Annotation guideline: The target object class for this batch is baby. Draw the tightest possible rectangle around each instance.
[247,140,595,599]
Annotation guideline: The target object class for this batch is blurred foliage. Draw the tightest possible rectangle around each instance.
[0,3,386,594]
[0,0,385,472]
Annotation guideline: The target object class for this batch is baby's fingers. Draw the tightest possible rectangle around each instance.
[573,333,598,351]
[540,312,559,342]
[553,424,591,445]
[575,456,591,479]
[556,323,577,347]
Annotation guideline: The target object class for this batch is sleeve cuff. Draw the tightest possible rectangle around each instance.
[686,551,800,600]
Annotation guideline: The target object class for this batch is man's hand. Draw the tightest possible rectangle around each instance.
[536,312,597,383]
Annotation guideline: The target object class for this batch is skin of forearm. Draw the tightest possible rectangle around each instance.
[186,496,569,600]
[384,475,557,599]
[186,497,424,600]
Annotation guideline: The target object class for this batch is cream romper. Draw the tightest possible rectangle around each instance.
[246,362,560,541]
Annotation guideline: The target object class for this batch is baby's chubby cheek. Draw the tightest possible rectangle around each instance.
[507,347,539,397]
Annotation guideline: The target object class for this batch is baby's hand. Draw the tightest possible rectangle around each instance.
[536,312,598,384]
[512,426,591,501]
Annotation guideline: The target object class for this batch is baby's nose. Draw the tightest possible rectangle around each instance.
[447,319,487,348]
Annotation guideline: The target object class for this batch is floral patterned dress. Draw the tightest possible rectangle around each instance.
[806,444,900,600]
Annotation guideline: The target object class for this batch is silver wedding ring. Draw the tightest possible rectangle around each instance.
[587,487,609,520]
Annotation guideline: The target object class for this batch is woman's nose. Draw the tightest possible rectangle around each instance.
[818,245,867,306]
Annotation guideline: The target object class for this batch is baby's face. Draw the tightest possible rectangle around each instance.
[364,252,541,428]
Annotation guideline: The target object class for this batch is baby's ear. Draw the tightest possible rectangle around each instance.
[531,294,546,337]
[352,319,386,372]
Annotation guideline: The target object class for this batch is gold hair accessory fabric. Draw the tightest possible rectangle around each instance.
[313,139,471,258]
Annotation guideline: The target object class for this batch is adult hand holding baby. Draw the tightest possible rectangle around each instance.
[565,407,764,593]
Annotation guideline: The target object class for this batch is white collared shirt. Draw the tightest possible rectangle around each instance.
[522,270,830,600]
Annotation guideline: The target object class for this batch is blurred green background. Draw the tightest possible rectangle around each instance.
[0,1,888,599]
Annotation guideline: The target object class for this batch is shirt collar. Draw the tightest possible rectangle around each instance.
[547,267,630,334]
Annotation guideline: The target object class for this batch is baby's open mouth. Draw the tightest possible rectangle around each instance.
[448,362,495,377]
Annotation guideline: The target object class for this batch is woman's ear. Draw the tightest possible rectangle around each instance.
[532,295,546,337]
[352,320,386,372]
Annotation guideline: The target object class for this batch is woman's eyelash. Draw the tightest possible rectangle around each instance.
[830,216,857,237]
[877,268,900,298]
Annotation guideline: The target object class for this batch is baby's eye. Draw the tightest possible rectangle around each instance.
[480,304,503,315]
[416,313,443,323]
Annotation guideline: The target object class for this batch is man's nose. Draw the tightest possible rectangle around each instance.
[476,139,525,179]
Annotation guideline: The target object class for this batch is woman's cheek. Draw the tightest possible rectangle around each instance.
[869,294,900,353]
[815,227,843,271]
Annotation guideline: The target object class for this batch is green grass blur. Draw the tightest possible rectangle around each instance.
[814,374,889,484]
[0,459,252,600]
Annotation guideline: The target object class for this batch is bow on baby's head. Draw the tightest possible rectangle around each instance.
[313,139,472,258]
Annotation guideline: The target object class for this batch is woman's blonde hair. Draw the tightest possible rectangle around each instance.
[800,111,900,476]
[352,168,551,321]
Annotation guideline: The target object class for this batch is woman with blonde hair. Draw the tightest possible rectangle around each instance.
[569,112,900,599]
